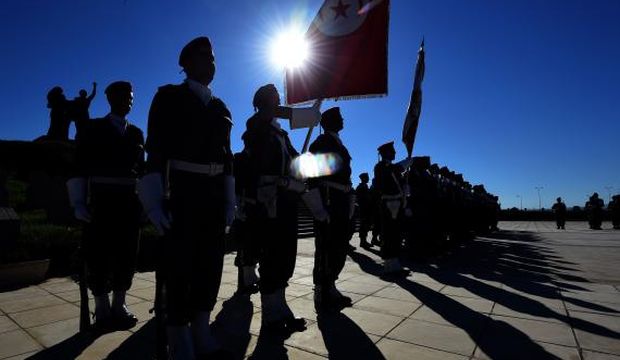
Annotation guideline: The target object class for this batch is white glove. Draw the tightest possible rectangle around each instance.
[302,188,329,223]
[290,99,322,129]
[137,172,171,235]
[66,177,91,223]
[224,175,236,227]
[348,193,356,220]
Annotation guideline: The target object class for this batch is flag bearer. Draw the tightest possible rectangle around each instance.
[242,84,321,335]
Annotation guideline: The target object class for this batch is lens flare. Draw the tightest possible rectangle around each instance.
[291,152,342,179]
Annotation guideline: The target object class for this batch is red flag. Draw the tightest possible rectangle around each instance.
[402,39,425,157]
[285,0,389,105]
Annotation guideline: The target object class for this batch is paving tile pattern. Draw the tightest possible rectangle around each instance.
[0,221,618,359]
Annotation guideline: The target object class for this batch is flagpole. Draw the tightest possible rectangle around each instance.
[301,125,315,153]
[301,98,323,153]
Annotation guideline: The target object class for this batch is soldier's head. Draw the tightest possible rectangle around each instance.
[557,197,562,202]
[359,172,369,184]
[253,84,280,114]
[105,81,133,118]
[377,141,395,161]
[592,192,599,199]
[412,156,430,170]
[320,107,343,132]
[179,36,215,85]
[79,89,87,98]
[46,86,65,108]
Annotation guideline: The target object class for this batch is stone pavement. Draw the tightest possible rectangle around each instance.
[1,221,619,359]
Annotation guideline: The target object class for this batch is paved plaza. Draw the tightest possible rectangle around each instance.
[1,221,619,359]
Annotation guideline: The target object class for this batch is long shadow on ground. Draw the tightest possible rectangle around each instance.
[349,229,620,359]
[349,250,563,359]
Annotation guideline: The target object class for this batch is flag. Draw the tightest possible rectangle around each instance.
[402,39,425,158]
[285,0,389,105]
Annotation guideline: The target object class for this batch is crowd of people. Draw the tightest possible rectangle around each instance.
[61,36,500,359]
[551,194,620,230]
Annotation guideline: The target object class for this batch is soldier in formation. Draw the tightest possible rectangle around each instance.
[373,141,409,275]
[586,193,604,230]
[355,172,372,249]
[138,36,235,359]
[241,83,322,335]
[67,81,143,331]
[308,107,355,311]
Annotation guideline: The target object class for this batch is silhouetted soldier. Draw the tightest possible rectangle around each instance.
[551,197,567,229]
[374,141,408,275]
[71,82,97,135]
[405,156,439,253]
[46,86,71,141]
[356,172,372,248]
[308,107,355,311]
[609,195,620,230]
[138,37,235,359]
[67,81,143,331]
[242,84,320,335]
[586,193,604,230]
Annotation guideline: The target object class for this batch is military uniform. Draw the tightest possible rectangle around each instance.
[243,113,299,294]
[355,173,372,247]
[144,80,233,326]
[586,193,604,230]
[374,142,407,274]
[75,115,144,298]
[308,107,354,310]
[67,81,143,330]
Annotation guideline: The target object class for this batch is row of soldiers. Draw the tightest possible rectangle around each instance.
[65,35,502,359]
[67,36,447,359]
[355,154,500,261]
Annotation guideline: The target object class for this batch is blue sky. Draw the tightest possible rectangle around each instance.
[1,0,619,209]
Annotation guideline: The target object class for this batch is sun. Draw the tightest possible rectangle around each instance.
[269,27,309,70]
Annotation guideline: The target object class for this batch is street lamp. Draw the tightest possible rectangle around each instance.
[535,186,543,211]
[516,195,523,210]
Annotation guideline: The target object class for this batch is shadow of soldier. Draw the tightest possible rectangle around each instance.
[105,320,157,360]
[347,250,565,360]
[25,332,98,360]
[210,293,254,359]
[317,312,386,360]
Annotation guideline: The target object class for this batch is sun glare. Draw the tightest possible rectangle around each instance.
[270,27,309,70]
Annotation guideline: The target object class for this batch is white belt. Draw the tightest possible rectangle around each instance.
[89,176,138,186]
[319,180,351,193]
[169,160,224,176]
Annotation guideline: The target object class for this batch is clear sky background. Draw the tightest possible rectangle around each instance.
[1,0,619,209]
